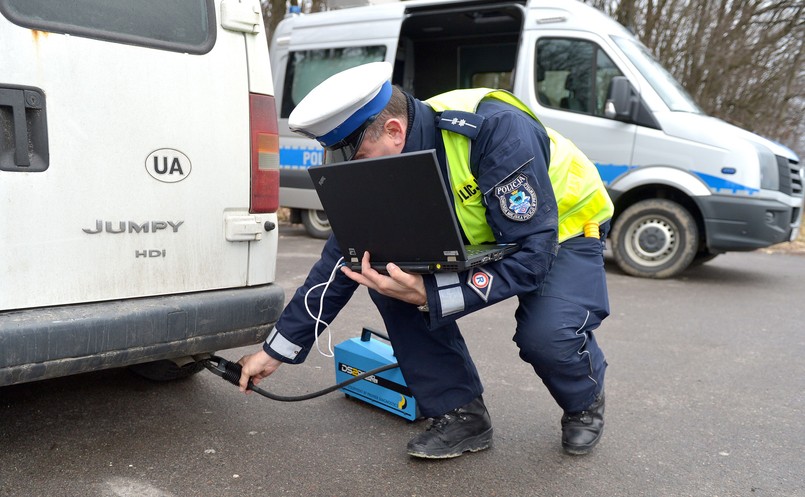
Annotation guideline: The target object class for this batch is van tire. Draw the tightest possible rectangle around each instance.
[301,209,331,239]
[128,359,205,382]
[611,199,698,279]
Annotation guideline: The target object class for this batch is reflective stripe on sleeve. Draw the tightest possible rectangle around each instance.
[438,287,465,316]
[435,272,460,288]
[265,327,302,361]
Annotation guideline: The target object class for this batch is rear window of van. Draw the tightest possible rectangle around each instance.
[0,0,215,54]
[280,46,387,118]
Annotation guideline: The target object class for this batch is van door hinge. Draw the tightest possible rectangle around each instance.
[220,0,262,34]
[225,215,264,241]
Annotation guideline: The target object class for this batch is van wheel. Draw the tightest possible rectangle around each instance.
[611,199,698,279]
[301,209,331,239]
[128,359,205,382]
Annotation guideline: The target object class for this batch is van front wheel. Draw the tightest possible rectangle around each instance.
[301,209,331,239]
[611,199,698,279]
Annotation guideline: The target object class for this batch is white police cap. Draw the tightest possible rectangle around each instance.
[288,61,393,149]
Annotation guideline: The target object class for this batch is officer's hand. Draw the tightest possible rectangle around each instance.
[341,252,427,306]
[237,349,282,394]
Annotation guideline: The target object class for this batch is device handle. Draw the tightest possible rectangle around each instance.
[360,327,390,342]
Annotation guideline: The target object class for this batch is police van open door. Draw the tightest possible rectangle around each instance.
[272,0,529,238]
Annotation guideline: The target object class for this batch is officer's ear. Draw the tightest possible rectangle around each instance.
[383,118,406,148]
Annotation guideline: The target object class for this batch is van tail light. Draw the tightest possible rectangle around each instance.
[249,93,280,213]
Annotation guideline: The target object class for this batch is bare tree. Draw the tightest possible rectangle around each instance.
[586,0,804,158]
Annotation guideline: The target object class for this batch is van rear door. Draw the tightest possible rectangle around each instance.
[0,0,278,311]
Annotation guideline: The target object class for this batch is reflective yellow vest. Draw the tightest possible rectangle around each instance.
[425,89,614,244]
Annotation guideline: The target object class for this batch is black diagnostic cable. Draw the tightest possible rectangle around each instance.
[203,328,400,402]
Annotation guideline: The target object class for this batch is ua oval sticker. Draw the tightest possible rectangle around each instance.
[145,148,192,183]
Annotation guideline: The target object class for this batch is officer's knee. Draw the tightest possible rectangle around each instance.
[514,320,591,373]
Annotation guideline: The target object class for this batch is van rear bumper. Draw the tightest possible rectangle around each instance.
[699,195,802,251]
[0,284,285,387]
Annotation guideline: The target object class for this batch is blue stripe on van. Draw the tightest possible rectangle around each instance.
[278,153,760,196]
[691,171,759,195]
[594,164,634,185]
[594,163,758,195]
[280,147,324,169]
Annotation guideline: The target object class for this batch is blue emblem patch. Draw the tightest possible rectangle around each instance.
[495,173,537,221]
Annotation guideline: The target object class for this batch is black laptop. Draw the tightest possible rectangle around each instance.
[308,149,519,273]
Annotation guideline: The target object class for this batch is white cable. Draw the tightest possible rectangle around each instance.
[304,257,344,357]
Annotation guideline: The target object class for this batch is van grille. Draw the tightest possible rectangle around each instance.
[777,155,803,197]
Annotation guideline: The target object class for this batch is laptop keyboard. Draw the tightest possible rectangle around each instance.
[464,246,494,257]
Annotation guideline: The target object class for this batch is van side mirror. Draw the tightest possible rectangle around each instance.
[604,76,635,122]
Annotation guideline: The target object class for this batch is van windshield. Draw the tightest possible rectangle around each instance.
[613,36,703,114]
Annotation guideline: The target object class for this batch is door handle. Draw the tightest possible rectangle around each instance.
[0,84,49,172]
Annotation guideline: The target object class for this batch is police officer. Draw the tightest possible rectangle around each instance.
[238,62,614,459]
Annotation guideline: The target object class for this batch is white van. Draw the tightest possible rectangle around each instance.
[270,0,804,278]
[0,0,284,386]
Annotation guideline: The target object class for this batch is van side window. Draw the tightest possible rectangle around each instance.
[280,46,387,118]
[535,38,623,117]
[0,0,214,54]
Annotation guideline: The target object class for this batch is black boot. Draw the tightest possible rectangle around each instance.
[407,396,493,459]
[561,391,605,455]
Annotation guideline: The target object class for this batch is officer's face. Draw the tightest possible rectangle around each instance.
[353,118,406,160]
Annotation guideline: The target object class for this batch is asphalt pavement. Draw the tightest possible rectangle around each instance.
[1,222,803,497]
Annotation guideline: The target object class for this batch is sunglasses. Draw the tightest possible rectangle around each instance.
[324,115,377,164]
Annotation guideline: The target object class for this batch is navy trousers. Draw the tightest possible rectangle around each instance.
[370,228,610,418]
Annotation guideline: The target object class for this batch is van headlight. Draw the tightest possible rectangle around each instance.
[756,144,779,191]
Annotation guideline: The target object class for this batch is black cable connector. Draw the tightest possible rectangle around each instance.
[204,355,399,402]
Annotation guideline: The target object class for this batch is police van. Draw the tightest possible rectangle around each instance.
[270,0,804,278]
[0,0,284,386]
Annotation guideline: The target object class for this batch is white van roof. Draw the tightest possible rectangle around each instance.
[275,0,635,42]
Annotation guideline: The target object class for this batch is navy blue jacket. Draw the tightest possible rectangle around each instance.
[263,94,557,363]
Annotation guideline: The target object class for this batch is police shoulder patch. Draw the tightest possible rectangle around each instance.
[494,173,537,221]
